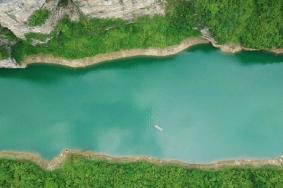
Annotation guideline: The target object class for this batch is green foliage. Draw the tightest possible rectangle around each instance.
[1,157,283,187]
[193,0,283,48]
[166,0,196,36]
[240,0,283,48]
[25,33,50,44]
[28,9,50,27]
[12,14,198,61]
[0,25,18,60]
[0,25,18,42]
[0,46,8,60]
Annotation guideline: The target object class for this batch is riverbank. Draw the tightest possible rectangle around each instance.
[2,151,283,187]
[1,37,281,69]
[19,37,209,68]
[1,150,283,171]
[1,0,282,70]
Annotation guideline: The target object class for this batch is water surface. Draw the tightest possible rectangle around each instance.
[0,45,283,163]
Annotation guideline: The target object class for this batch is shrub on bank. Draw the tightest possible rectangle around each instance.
[0,46,8,60]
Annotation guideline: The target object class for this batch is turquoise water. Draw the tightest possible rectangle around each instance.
[0,45,283,163]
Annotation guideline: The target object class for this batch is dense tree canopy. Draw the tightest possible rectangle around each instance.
[1,157,283,188]
[28,9,50,27]
[192,0,283,48]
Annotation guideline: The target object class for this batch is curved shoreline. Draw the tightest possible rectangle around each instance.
[1,150,283,171]
[1,37,282,69]
[17,37,283,69]
[20,37,209,68]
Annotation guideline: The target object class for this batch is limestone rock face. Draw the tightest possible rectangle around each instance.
[0,0,79,39]
[73,0,164,19]
[0,0,46,38]
[0,0,164,39]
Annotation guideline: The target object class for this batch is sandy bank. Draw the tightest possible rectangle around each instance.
[20,37,209,68]
[1,150,283,171]
[270,48,283,54]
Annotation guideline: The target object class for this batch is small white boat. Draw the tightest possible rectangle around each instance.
[153,124,163,132]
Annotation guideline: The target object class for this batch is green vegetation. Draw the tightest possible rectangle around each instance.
[12,13,198,62]
[10,0,200,62]
[28,9,50,27]
[0,25,18,42]
[0,25,18,60]
[25,33,50,43]
[7,0,283,63]
[192,0,283,48]
[0,46,8,60]
[1,157,283,187]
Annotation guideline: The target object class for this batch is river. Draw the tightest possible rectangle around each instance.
[0,45,283,163]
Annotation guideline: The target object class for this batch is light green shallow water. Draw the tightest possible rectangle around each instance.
[0,45,283,163]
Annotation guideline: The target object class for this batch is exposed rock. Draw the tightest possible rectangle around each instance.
[29,1,80,37]
[0,58,23,68]
[217,44,243,54]
[73,0,165,19]
[0,0,80,39]
[0,0,46,38]
[201,28,248,54]
[0,0,164,39]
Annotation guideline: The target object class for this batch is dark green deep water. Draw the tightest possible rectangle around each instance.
[0,45,283,163]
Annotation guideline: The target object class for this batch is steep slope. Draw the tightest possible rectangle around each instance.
[0,0,164,39]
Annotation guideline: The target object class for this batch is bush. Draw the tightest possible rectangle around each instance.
[192,0,283,48]
[0,46,8,60]
[28,9,50,27]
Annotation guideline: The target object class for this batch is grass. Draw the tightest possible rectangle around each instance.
[28,9,50,27]
[0,46,8,60]
[1,156,283,187]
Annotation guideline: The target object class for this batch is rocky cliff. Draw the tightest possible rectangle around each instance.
[0,0,164,39]
[73,0,164,19]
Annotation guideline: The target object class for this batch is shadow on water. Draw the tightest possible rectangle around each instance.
[187,44,216,54]
[0,64,77,84]
[196,44,283,65]
[0,53,180,84]
[0,58,173,84]
[90,44,214,71]
[235,50,283,66]
[88,45,214,70]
